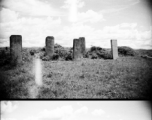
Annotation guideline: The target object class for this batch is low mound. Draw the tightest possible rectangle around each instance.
[85,46,112,59]
[118,46,137,56]
[41,44,73,61]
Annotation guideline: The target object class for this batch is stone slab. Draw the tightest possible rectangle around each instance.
[46,36,54,57]
[111,39,118,59]
[10,35,22,64]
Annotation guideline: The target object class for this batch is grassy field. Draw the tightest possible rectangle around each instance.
[0,47,152,99]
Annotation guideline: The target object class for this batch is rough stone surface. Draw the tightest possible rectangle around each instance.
[111,39,118,59]
[46,36,54,57]
[79,37,86,57]
[73,39,83,60]
[10,35,22,64]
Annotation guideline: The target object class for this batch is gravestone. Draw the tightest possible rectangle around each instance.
[79,37,86,57]
[46,36,54,58]
[111,39,118,59]
[10,35,22,64]
[73,39,82,60]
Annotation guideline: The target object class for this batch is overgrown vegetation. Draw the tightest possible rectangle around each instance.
[0,47,11,66]
[0,45,152,99]
[118,46,137,56]
[85,46,112,59]
[40,44,73,61]
[26,45,139,61]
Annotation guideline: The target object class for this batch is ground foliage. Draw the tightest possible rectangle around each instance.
[0,46,152,99]
[118,46,137,56]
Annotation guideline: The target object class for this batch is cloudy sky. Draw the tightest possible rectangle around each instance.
[0,0,151,49]
[1,101,151,120]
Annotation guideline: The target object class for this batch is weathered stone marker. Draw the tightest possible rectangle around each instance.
[79,37,86,57]
[46,36,54,58]
[73,39,82,60]
[111,39,118,59]
[10,35,22,64]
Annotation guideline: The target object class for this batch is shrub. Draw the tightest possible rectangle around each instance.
[90,52,98,59]
[22,48,33,62]
[41,44,73,61]
[85,46,112,59]
[41,48,45,51]
[52,53,60,60]
[5,47,8,50]
[0,48,11,65]
[0,48,9,59]
[99,50,112,59]
[90,46,103,52]
[54,43,64,49]
[41,55,52,61]
[65,51,73,61]
[55,49,67,58]
[118,46,136,56]
[53,44,73,61]
[30,51,35,56]
[29,49,38,56]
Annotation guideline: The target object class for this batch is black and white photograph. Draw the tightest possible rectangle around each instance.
[0,0,152,99]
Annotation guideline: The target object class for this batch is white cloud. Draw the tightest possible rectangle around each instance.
[0,7,61,47]
[120,23,137,29]
[1,101,18,113]
[99,24,152,49]
[0,0,63,47]
[0,4,151,50]
[101,0,140,14]
[56,23,94,47]
[1,0,63,16]
[75,106,88,114]
[1,118,17,120]
[23,116,38,120]
[62,0,85,9]
[92,109,105,116]
[77,10,105,23]
[22,106,90,120]
[0,8,19,23]
[64,0,104,23]
[39,105,73,119]
[62,0,104,23]
[62,0,85,22]
[53,23,152,49]
[76,102,83,106]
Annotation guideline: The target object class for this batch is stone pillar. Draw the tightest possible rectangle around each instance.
[10,35,22,64]
[111,39,118,59]
[46,36,54,58]
[79,37,86,57]
[73,39,82,60]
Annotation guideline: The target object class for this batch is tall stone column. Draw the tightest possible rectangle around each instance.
[79,37,86,57]
[46,36,54,58]
[10,35,22,64]
[111,39,118,59]
[73,39,82,60]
